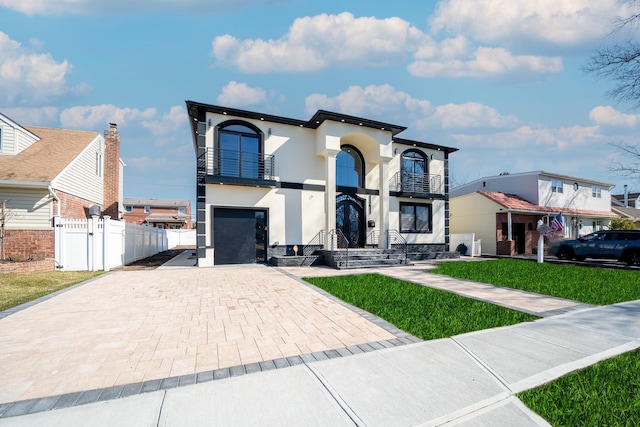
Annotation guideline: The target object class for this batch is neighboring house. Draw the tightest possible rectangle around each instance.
[123,198,192,229]
[186,101,458,266]
[611,193,640,228]
[450,172,616,256]
[0,112,123,262]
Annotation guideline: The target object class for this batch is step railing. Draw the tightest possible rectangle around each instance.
[366,230,380,246]
[329,229,349,268]
[302,230,325,256]
[387,229,408,264]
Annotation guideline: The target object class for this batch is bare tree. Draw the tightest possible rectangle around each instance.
[585,1,640,108]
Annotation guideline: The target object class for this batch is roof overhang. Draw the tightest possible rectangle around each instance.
[0,180,50,189]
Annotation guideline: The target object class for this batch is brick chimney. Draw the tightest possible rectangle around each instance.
[102,123,120,219]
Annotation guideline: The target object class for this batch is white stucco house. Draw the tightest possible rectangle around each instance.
[450,171,617,256]
[186,101,458,267]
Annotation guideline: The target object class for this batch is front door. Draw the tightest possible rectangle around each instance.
[336,194,365,248]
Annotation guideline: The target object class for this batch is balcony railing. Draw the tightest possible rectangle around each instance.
[205,148,275,181]
[389,171,442,195]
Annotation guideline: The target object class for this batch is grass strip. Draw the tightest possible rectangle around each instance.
[0,271,103,311]
[519,349,640,426]
[304,273,536,340]
[430,258,640,305]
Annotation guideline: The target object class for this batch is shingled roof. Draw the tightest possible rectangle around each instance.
[0,126,100,183]
[478,191,616,217]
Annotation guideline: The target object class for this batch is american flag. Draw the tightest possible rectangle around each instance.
[550,213,563,233]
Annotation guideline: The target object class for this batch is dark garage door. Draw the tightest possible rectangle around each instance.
[213,208,267,265]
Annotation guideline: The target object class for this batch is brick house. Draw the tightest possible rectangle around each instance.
[123,198,192,229]
[0,112,123,264]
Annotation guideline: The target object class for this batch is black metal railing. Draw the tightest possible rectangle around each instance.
[206,148,275,180]
[387,229,408,264]
[389,172,442,194]
[303,230,325,256]
[366,230,379,246]
[329,229,349,267]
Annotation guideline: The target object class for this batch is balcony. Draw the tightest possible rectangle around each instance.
[200,148,276,186]
[389,171,443,197]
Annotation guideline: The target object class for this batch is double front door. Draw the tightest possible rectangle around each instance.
[336,194,365,248]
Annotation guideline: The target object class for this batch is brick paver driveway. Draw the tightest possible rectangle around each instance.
[0,265,395,404]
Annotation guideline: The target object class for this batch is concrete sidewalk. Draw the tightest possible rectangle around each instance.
[1,256,639,426]
[4,300,639,426]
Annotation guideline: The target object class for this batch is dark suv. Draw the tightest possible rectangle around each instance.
[550,230,640,266]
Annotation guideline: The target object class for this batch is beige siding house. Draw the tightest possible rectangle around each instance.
[0,113,123,264]
[450,171,617,256]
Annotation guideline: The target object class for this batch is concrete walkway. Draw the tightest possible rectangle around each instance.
[1,254,639,426]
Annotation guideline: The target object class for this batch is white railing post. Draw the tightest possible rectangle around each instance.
[90,215,100,271]
[54,216,63,270]
[102,215,111,271]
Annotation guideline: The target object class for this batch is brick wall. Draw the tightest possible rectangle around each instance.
[496,213,543,255]
[0,259,54,274]
[56,191,100,219]
[123,205,192,229]
[2,229,54,261]
[103,123,120,219]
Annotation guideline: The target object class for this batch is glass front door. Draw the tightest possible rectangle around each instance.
[336,194,365,248]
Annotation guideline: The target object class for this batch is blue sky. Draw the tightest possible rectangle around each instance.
[2,0,640,217]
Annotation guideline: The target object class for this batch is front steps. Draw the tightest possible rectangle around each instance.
[318,248,412,269]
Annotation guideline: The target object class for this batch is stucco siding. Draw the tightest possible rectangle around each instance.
[0,187,53,229]
[450,193,499,255]
[205,185,325,247]
[53,136,104,205]
[538,176,612,212]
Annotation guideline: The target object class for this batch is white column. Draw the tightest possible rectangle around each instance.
[324,149,339,248]
[507,211,512,240]
[378,158,391,249]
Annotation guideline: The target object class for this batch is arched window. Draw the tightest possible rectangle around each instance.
[217,121,262,179]
[336,145,364,188]
[401,150,428,192]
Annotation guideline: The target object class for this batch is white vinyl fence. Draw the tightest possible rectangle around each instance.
[54,216,168,271]
[166,229,196,249]
[450,233,482,257]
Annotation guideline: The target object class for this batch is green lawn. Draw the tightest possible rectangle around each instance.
[519,349,640,426]
[0,271,103,312]
[430,258,640,305]
[306,263,640,426]
[304,273,537,340]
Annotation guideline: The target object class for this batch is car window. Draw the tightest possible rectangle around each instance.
[604,233,619,241]
[582,233,604,241]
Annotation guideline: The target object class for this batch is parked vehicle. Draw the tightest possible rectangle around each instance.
[549,230,640,266]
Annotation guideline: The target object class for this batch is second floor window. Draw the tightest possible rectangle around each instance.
[401,150,429,192]
[217,122,261,179]
[551,179,563,193]
[592,186,602,198]
[144,205,150,213]
[124,205,133,213]
[178,207,186,214]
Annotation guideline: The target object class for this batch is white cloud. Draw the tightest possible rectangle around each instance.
[59,104,157,130]
[212,12,426,73]
[217,81,267,107]
[0,0,289,15]
[141,105,188,146]
[451,124,602,151]
[305,84,432,120]
[430,0,628,48]
[422,102,520,130]
[0,32,89,105]
[409,46,562,79]
[0,106,58,125]
[589,105,640,128]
